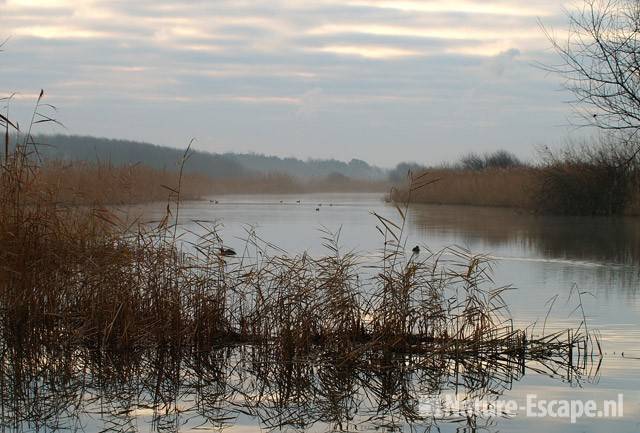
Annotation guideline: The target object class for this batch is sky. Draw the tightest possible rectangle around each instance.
[0,0,586,166]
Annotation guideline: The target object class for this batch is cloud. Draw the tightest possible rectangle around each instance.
[0,0,575,165]
[347,0,554,17]
[487,48,522,76]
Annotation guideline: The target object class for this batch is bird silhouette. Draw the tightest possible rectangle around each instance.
[412,245,420,254]
[219,247,237,257]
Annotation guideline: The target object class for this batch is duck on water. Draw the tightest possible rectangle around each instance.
[219,247,237,257]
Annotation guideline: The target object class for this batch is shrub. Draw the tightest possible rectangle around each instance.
[536,138,640,215]
[459,150,522,171]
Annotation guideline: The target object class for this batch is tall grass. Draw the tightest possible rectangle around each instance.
[26,161,388,205]
[36,160,214,204]
[390,143,640,215]
[537,139,640,215]
[391,167,537,209]
[0,95,598,376]
[0,95,603,432]
[0,146,595,360]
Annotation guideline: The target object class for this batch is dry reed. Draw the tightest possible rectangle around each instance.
[0,96,597,379]
[0,95,601,432]
[390,167,537,209]
[29,161,388,206]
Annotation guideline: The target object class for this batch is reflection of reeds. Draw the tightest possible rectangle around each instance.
[0,98,600,431]
[0,342,598,432]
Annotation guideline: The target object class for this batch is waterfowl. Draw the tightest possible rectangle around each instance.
[412,245,420,254]
[219,247,237,257]
[315,207,320,211]
[296,200,301,203]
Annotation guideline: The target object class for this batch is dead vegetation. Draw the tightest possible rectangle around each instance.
[0,93,602,431]
[26,161,388,205]
[390,152,640,215]
[0,95,598,356]
[390,167,537,209]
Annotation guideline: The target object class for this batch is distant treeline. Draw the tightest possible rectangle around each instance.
[388,150,524,182]
[9,134,387,180]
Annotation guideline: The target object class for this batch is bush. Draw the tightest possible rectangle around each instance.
[459,150,522,171]
[388,162,427,182]
[536,139,640,215]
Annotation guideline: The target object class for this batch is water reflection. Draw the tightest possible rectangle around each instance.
[408,204,640,267]
[86,195,640,432]
[0,344,593,433]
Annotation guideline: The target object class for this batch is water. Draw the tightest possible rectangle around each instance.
[9,193,640,432]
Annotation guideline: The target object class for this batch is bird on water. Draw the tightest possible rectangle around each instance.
[412,245,420,254]
[219,247,237,257]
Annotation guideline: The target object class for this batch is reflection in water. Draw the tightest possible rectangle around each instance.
[0,344,595,433]
[409,204,640,266]
[11,195,635,432]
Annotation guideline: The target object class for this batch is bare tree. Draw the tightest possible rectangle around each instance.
[544,0,640,136]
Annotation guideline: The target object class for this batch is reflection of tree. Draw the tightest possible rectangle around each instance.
[409,204,640,267]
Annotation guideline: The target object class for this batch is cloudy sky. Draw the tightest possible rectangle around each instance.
[1,0,584,166]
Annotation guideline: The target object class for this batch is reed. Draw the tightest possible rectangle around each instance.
[36,160,215,204]
[26,160,388,205]
[0,95,597,375]
[390,167,537,209]
[537,139,640,215]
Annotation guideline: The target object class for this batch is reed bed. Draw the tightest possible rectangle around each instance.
[36,160,215,204]
[0,99,601,431]
[390,167,537,209]
[31,161,388,206]
[0,132,596,363]
[391,146,640,216]
[0,98,596,377]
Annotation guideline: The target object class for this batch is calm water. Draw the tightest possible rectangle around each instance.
[13,193,640,432]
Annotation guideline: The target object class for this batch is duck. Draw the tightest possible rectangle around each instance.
[315,207,320,211]
[412,245,420,254]
[219,247,237,257]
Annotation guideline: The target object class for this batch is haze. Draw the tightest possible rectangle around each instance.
[1,0,581,166]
